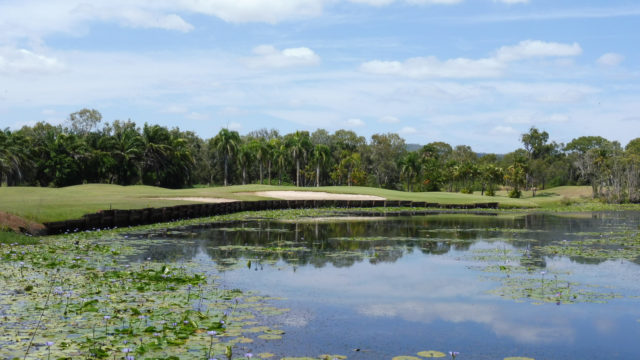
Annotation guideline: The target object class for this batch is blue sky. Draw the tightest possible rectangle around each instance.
[0,0,638,153]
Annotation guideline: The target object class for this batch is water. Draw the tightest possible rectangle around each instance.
[130,212,640,359]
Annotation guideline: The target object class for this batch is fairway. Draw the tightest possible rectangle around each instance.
[0,184,546,224]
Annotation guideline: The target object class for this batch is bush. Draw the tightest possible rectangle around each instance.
[460,188,474,194]
[560,196,574,206]
[508,189,522,198]
[486,188,496,196]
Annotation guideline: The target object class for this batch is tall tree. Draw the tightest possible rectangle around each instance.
[237,143,254,185]
[311,144,331,187]
[287,131,311,187]
[370,133,406,188]
[399,152,421,192]
[212,128,241,186]
[68,108,103,136]
[253,139,268,184]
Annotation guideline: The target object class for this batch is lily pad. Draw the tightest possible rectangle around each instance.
[417,350,446,358]
[393,356,422,360]
[258,334,283,340]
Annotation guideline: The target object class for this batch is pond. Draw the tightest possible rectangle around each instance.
[125,211,640,360]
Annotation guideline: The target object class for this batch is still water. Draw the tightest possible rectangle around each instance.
[132,212,640,359]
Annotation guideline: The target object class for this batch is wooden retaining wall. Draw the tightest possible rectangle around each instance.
[42,200,499,235]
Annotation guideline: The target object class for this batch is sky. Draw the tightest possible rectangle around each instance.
[0,0,638,153]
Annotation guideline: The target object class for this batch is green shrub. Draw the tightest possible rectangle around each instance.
[508,189,522,198]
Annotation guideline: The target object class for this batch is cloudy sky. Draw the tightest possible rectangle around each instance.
[0,0,638,153]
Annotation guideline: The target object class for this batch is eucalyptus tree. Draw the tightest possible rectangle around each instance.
[565,136,613,197]
[212,128,241,186]
[370,133,406,188]
[68,108,103,136]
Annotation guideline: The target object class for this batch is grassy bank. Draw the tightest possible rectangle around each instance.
[0,183,606,226]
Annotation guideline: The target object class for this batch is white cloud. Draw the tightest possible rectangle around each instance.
[346,118,365,127]
[174,0,326,24]
[358,302,574,344]
[495,40,582,62]
[490,125,517,135]
[399,126,417,134]
[361,40,582,79]
[247,45,321,68]
[227,121,242,131]
[349,0,462,5]
[597,53,625,66]
[163,105,188,113]
[186,111,208,120]
[361,57,504,79]
[494,0,529,4]
[379,116,401,124]
[0,47,63,74]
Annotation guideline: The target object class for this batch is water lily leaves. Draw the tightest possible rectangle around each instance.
[417,350,446,358]
[244,326,271,333]
[319,355,347,360]
[393,356,422,360]
[258,353,275,358]
[258,334,283,340]
[231,336,254,344]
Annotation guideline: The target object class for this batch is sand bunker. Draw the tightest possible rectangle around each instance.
[248,191,385,201]
[152,197,237,203]
[277,216,387,223]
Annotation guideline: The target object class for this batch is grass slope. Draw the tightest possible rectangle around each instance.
[0,184,589,224]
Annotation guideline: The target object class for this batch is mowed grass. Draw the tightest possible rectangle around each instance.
[495,186,593,206]
[0,183,575,224]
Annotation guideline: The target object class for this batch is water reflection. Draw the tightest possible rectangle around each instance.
[357,301,575,344]
[125,212,640,359]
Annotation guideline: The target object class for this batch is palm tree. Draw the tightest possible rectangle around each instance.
[105,121,144,185]
[142,124,171,186]
[287,131,311,187]
[253,139,268,184]
[275,142,288,185]
[311,144,330,187]
[480,164,504,196]
[212,128,240,186]
[237,143,254,185]
[399,152,421,192]
[266,139,278,185]
[0,129,32,186]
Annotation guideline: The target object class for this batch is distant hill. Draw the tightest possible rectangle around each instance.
[406,144,504,158]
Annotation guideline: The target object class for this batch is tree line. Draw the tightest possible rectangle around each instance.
[1,109,639,203]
